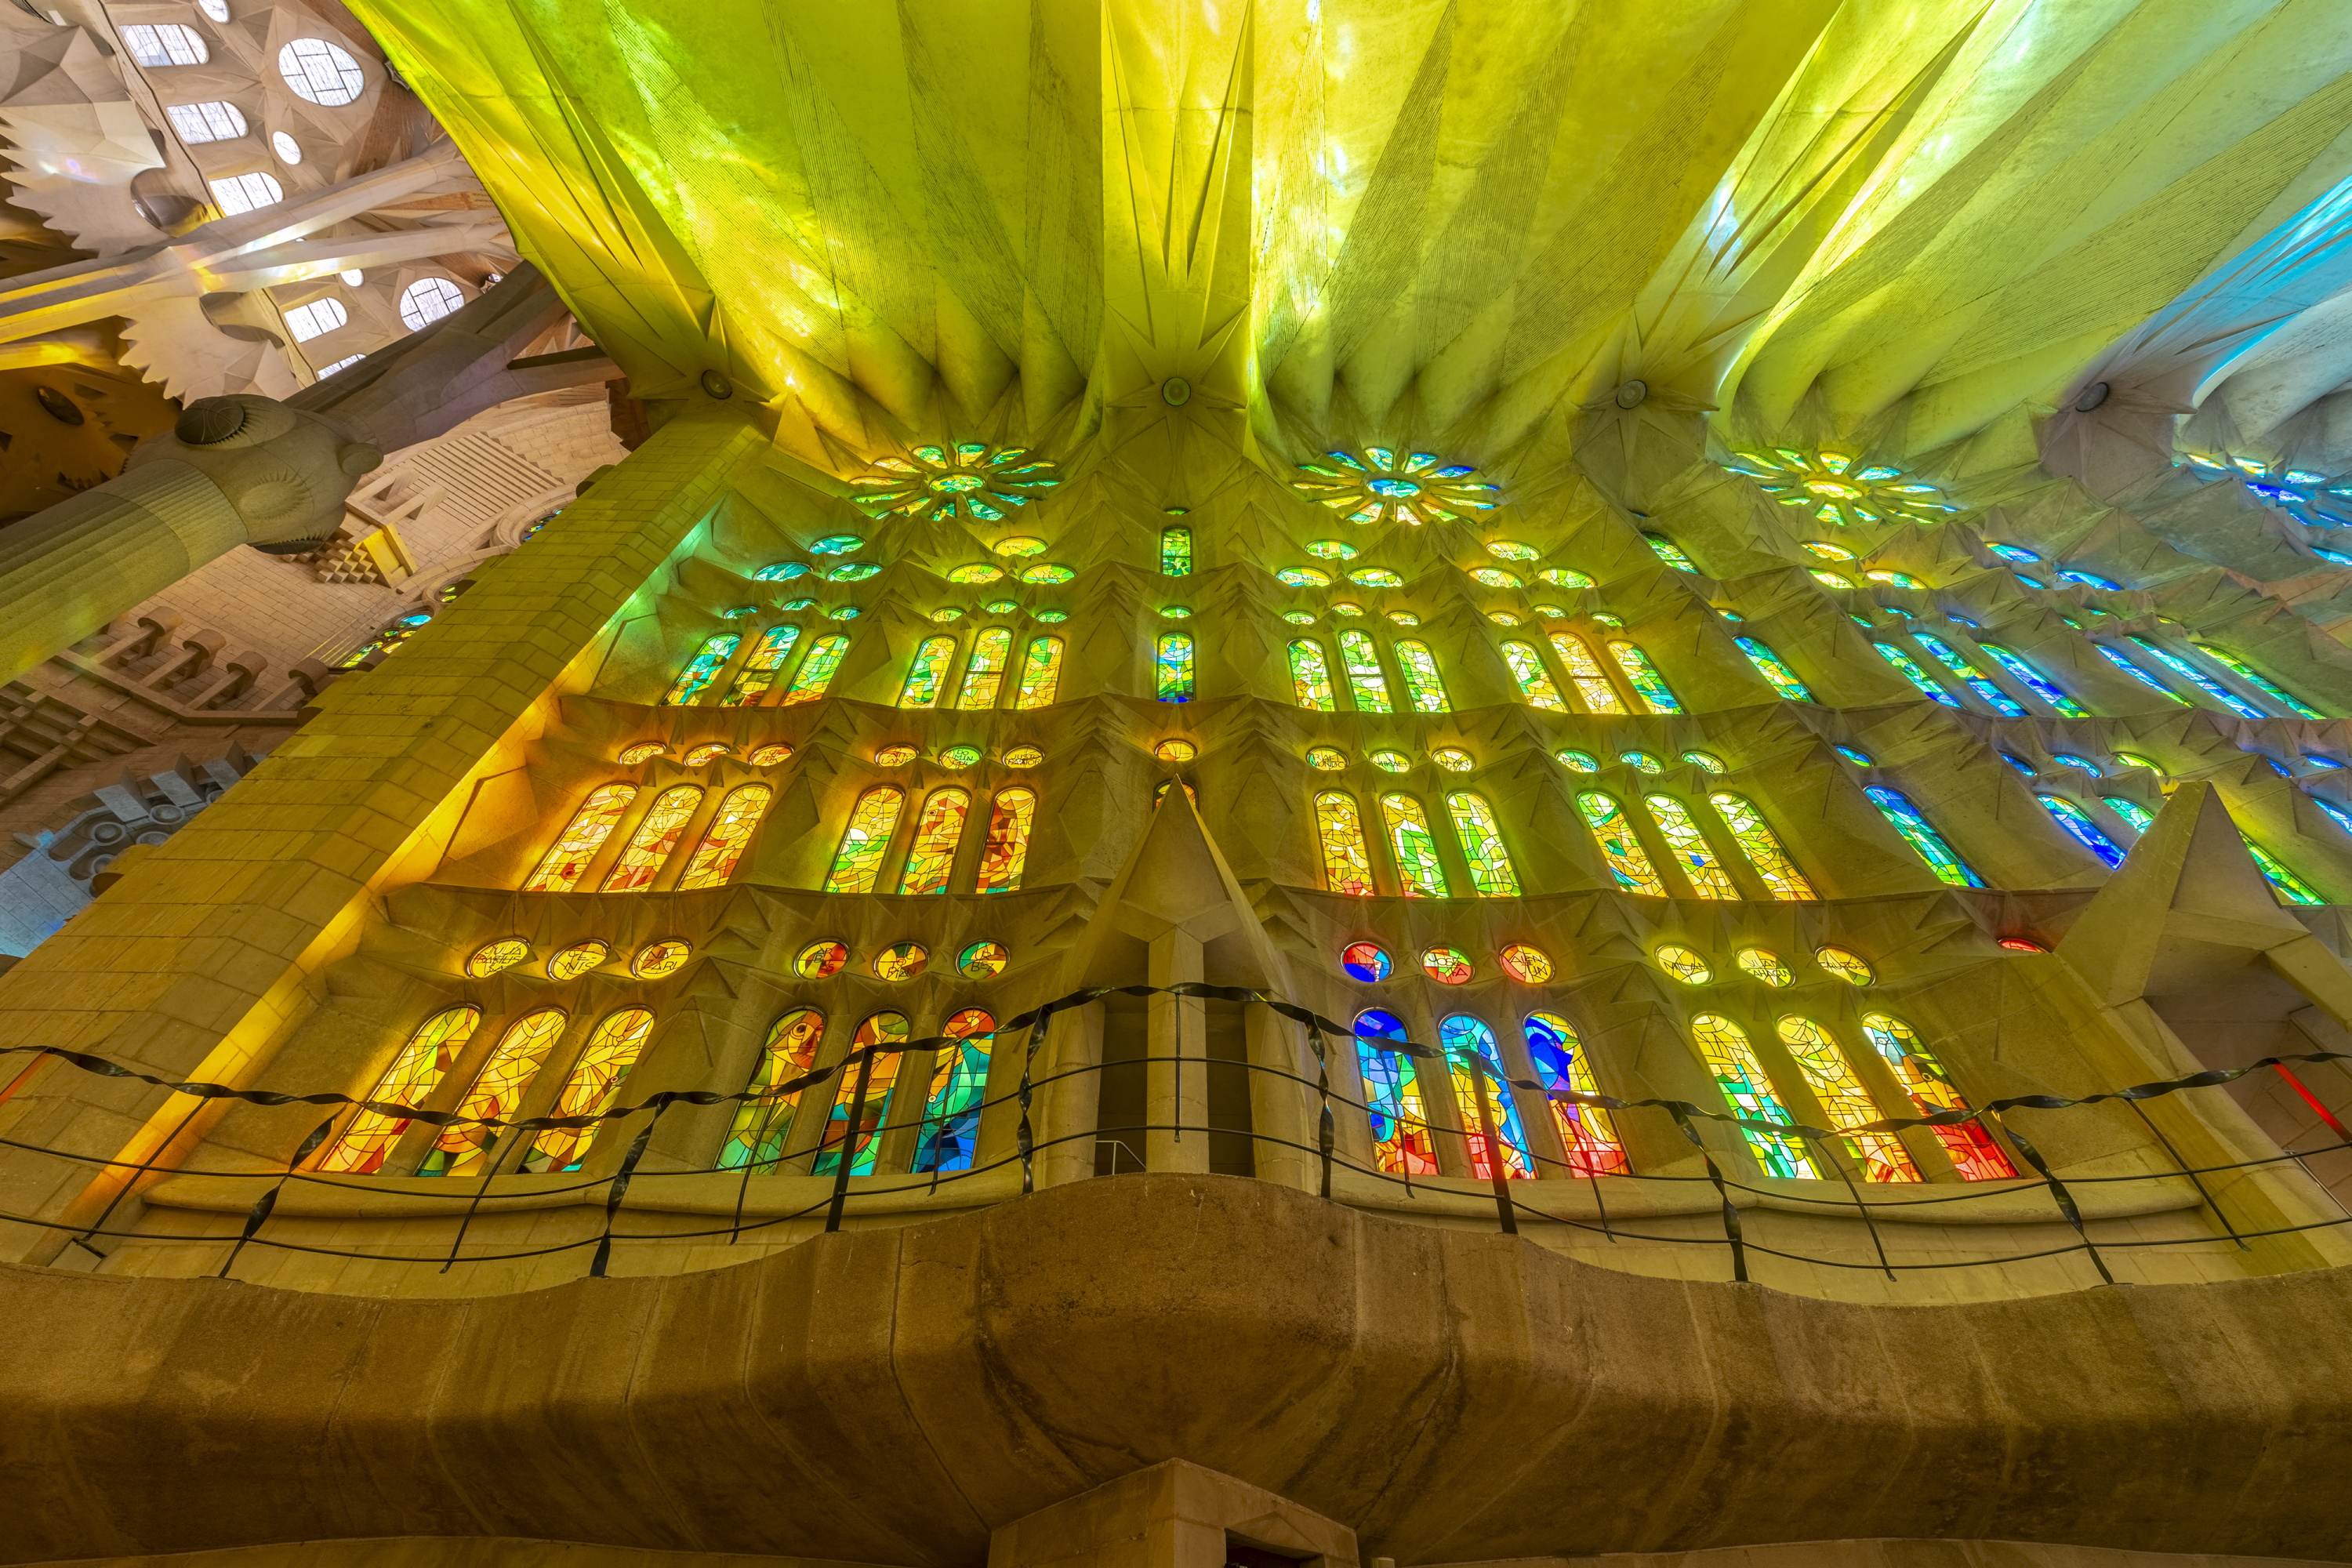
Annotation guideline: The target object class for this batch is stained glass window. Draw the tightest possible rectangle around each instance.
[897,787,971,895]
[1875,638,1961,705]
[1979,643,2090,717]
[2247,837,2325,905]
[1354,1009,1439,1174]
[466,938,529,978]
[664,633,740,706]
[1289,640,1337,710]
[826,786,906,894]
[1422,946,1473,984]
[1548,634,1626,713]
[1683,750,1726,773]
[2093,643,2190,704]
[1574,790,1666,896]
[1644,534,1698,572]
[976,787,1036,893]
[1434,791,1519,897]
[1737,947,1792,985]
[1499,943,1551,983]
[1860,1012,2016,1181]
[1656,945,1710,983]
[548,940,609,980]
[667,783,765,890]
[520,1008,657,1173]
[1338,630,1393,712]
[318,1006,481,1174]
[1441,1016,1533,1180]
[957,626,1014,709]
[1776,1015,1915,1182]
[1524,1011,1628,1176]
[1866,786,1984,887]
[722,626,801,706]
[2198,645,2323,718]
[1156,633,1195,702]
[1014,637,1063,708]
[1689,1013,1817,1179]
[1707,792,1818,899]
[815,1012,909,1176]
[1378,793,1451,897]
[1607,642,1682,714]
[1499,641,1566,710]
[633,939,691,978]
[417,1008,568,1177]
[779,634,849,704]
[524,783,637,892]
[1642,793,1737,898]
[1913,633,2026,717]
[898,635,956,708]
[913,1007,995,1174]
[2129,636,2263,718]
[1161,525,1192,576]
[1394,641,1450,713]
[1316,790,1377,895]
[1736,637,1815,700]
[2038,794,2125,868]
[1816,946,1873,984]
[719,1008,826,1172]
[1342,941,1390,980]
[602,783,702,892]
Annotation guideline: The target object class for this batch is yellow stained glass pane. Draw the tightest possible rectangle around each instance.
[602,783,702,892]
[522,1008,659,1173]
[1289,640,1336,710]
[976,787,1035,894]
[1316,789,1375,896]
[1777,1015,1917,1183]
[466,938,528,978]
[523,783,637,892]
[419,1008,568,1177]
[816,1011,911,1175]
[633,939,691,978]
[1689,1013,1816,1179]
[1642,794,1737,898]
[1548,633,1627,713]
[547,940,609,980]
[826,786,906,894]
[720,1008,827,1172]
[957,626,1014,708]
[1708,792,1818,900]
[318,1006,480,1174]
[779,634,848,704]
[1014,637,1063,708]
[897,787,971,895]
[1394,640,1450,712]
[898,635,956,708]
[1499,641,1566,710]
[1444,792,1519,896]
[1574,790,1664,897]
[1378,793,1450,897]
[677,783,771,890]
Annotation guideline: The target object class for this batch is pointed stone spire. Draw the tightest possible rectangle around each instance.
[1062,782,1293,995]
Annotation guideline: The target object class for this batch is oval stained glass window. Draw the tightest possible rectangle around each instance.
[1004,746,1044,768]
[1656,945,1711,984]
[1432,748,1474,772]
[548,940,609,981]
[1499,944,1552,984]
[948,564,1005,583]
[1735,947,1792,986]
[633,939,691,978]
[1308,746,1348,771]
[875,744,918,766]
[874,941,929,981]
[754,562,811,581]
[1621,751,1662,774]
[1486,541,1539,561]
[1349,568,1406,589]
[1556,749,1599,772]
[811,535,866,554]
[1386,612,1419,627]
[1019,564,1076,584]
[1342,941,1391,982]
[683,742,733,766]
[940,745,982,768]
[795,939,848,978]
[929,608,964,622]
[1468,567,1523,589]
[1537,568,1595,588]
[747,742,795,765]
[1421,946,1473,985]
[619,742,668,764]
[982,598,1018,614]
[1154,739,1197,763]
[1682,750,1726,773]
[993,535,1048,557]
[466,937,530,978]
[1281,611,1316,625]
[1815,946,1875,985]
[957,939,1009,977]
[1370,750,1412,773]
[1278,567,1332,588]
[1330,602,1365,617]
[1306,539,1359,560]
[827,608,862,622]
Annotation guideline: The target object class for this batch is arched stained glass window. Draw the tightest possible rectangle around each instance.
[1707,792,1818,899]
[2129,636,2263,718]
[318,1006,480,1174]
[1378,793,1451,897]
[1641,794,1737,898]
[1737,637,1815,701]
[2038,794,2125,868]
[1606,642,1682,714]
[1864,786,1984,887]
[721,626,800,706]
[417,1008,568,1177]
[1161,525,1192,576]
[1688,1014,1817,1179]
[1440,1015,1533,1180]
[1913,634,2026,717]
[665,633,740,705]
[779,634,849,704]
[826,786,906,894]
[1394,641,1450,713]
[976,787,1035,893]
[677,783,771,889]
[1573,790,1665,897]
[1156,633,1196,701]
[2247,837,2326,905]
[523,783,637,892]
[1316,790,1376,896]
[1499,641,1566,710]
[602,783,702,892]
[519,1008,657,1173]
[1014,637,1064,708]
[815,1011,909,1175]
[897,787,971,895]
[1338,630,1392,712]
[2198,645,2323,718]
[1859,1013,2016,1181]
[1776,1016,1917,1183]
[958,626,1014,708]
[719,1008,826,1172]
[1979,644,2089,717]
[2092,644,2190,704]
[1288,640,1337,710]
[1444,792,1519,897]
[913,1008,996,1174]
[1875,641,1962,706]
[1548,634,1627,714]
[1524,1011,1628,1176]
[1354,1010,1439,1175]
[898,635,956,708]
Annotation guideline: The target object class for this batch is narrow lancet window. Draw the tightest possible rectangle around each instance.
[958,626,1014,708]
[524,783,637,892]
[719,1008,826,1171]
[1607,641,1682,714]
[318,1006,481,1174]
[417,1008,569,1177]
[1690,1014,1817,1178]
[1445,791,1519,896]
[1865,786,1984,887]
[1338,630,1392,712]
[1524,1011,1628,1175]
[913,1008,995,1174]
[1289,640,1337,710]
[1777,1015,1916,1182]
[1316,790,1376,895]
[1708,792,1817,899]
[1642,794,1737,898]
[1549,633,1627,713]
[2038,794,2125,868]
[976,787,1035,892]
[665,633,740,705]
[1378,792,1450,896]
[677,783,770,888]
[1355,1010,1439,1174]
[897,787,971,895]
[602,783,702,892]
[1914,633,2025,717]
[1156,633,1195,701]
[1014,637,1063,707]
[1394,640,1450,712]
[815,1011,909,1174]
[1575,790,1665,896]
[1875,641,1962,706]
[1500,641,1566,710]
[521,1007,657,1173]
[1441,1015,1533,1180]
[898,635,956,708]
[779,634,849,703]
[826,786,906,893]
[1859,1013,2016,1180]
[1737,637,1815,700]
[723,626,800,706]
[1160,525,1192,576]
[1979,643,2089,717]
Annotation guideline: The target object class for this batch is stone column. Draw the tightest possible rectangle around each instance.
[1146,927,1208,1174]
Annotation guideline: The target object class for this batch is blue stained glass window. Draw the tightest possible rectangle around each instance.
[1912,633,2026,717]
[1736,637,1814,701]
[2310,795,2352,837]
[2094,644,2190,704]
[1875,642,1962,706]
[1977,643,2090,717]
[1156,633,1194,701]
[1865,786,1984,887]
[1354,1009,1438,1175]
[2038,794,2126,868]
[2127,637,2263,719]
[1439,1014,1534,1180]
[2000,753,2037,776]
[2059,570,2122,590]
[1835,745,1873,767]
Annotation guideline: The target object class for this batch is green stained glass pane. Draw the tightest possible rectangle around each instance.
[1443,792,1519,896]
[1707,792,1817,899]
[1377,793,1450,897]
[1575,790,1666,896]
[2106,796,2154,833]
[825,786,905,894]
[2197,645,2325,718]
[1498,641,1565,710]
[2129,637,2263,719]
[1642,793,1737,898]
[1606,641,1682,714]
[1644,534,1697,572]
[1690,1014,1817,1178]
[957,626,1014,708]
[1913,633,2026,717]
[827,562,881,582]
[721,625,801,706]
[1736,637,1815,701]
[1316,790,1376,895]
[1338,630,1392,713]
[897,634,956,708]
[1978,643,2090,717]
[717,1009,826,1172]
[896,787,971,895]
[1014,637,1063,708]
[1865,786,1984,887]
[1289,639,1337,710]
[663,633,740,705]
[779,634,848,704]
[1394,641,1450,713]
[1156,632,1195,701]
[2246,837,2325,904]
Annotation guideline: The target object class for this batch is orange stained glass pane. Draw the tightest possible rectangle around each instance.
[826,786,906,893]
[1861,1012,2017,1181]
[898,635,956,708]
[721,625,801,706]
[976,786,1035,894]
[1548,633,1627,714]
[521,1008,658,1173]
[897,787,971,895]
[957,626,1014,709]
[1524,1011,1629,1176]
[1316,789,1375,895]
[602,783,703,892]
[779,634,849,704]
[815,1011,911,1174]
[418,1008,568,1177]
[1014,637,1063,708]
[720,1007,826,1171]
[1777,1015,1918,1183]
[523,783,637,892]
[317,1006,481,1174]
[677,783,771,890]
